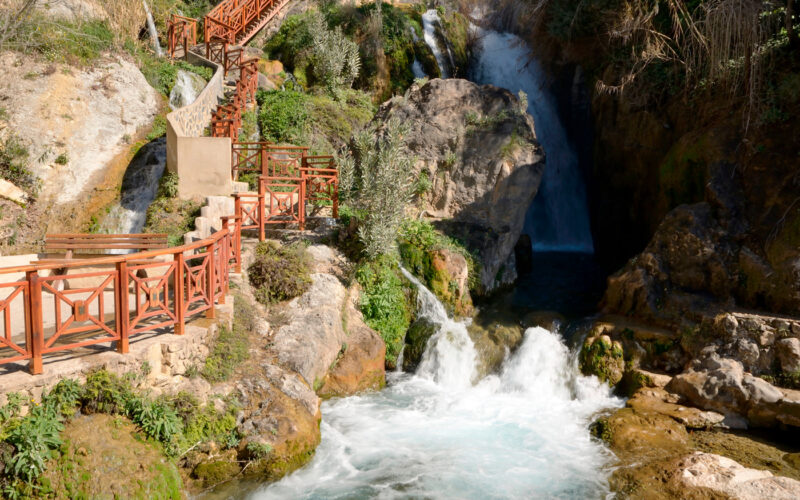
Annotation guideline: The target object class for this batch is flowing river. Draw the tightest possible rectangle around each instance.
[236,269,621,499]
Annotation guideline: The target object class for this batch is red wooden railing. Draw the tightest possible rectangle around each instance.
[204,0,292,48]
[211,59,258,140]
[167,14,198,59]
[0,228,240,375]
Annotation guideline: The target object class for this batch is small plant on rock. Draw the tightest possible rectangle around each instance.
[248,240,313,304]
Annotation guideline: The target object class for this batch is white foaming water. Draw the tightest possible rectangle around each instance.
[468,27,594,253]
[411,59,427,79]
[169,70,203,110]
[422,10,450,79]
[250,269,621,499]
[99,139,166,247]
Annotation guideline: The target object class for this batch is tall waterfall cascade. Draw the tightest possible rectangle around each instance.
[418,9,595,253]
[250,269,622,499]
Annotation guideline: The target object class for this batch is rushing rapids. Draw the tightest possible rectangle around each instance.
[238,270,622,499]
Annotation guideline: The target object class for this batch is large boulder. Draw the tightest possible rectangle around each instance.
[666,353,800,428]
[370,78,545,292]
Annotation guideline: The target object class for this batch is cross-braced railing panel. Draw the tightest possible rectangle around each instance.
[262,176,305,229]
[183,252,213,317]
[126,261,178,336]
[0,282,31,365]
[39,271,121,354]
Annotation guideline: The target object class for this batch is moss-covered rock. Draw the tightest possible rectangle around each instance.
[403,317,438,372]
[41,414,183,499]
[579,332,625,386]
[192,457,241,488]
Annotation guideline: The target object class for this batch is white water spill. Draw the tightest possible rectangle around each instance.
[468,27,594,253]
[250,269,622,499]
[99,139,166,244]
[422,10,450,79]
[411,59,427,79]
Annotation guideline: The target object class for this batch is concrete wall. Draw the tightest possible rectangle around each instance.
[166,51,232,199]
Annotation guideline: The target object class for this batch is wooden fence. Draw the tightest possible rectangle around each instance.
[0,226,241,375]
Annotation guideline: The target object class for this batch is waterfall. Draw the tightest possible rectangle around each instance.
[142,0,163,58]
[422,10,450,79]
[99,139,166,243]
[246,269,622,499]
[468,28,594,253]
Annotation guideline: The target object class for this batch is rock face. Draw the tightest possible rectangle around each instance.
[667,353,800,429]
[370,78,545,292]
[0,52,161,205]
[670,452,800,500]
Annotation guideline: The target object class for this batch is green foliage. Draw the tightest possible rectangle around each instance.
[257,90,310,144]
[81,370,133,414]
[202,323,249,383]
[240,110,259,142]
[5,406,63,482]
[138,52,213,97]
[246,441,273,458]
[54,153,68,165]
[0,134,37,196]
[344,120,413,259]
[248,240,313,304]
[7,18,115,65]
[413,170,432,197]
[398,219,481,295]
[589,417,613,443]
[355,256,412,363]
[147,115,168,141]
[144,171,200,246]
[125,398,182,444]
[579,337,625,386]
[307,12,361,98]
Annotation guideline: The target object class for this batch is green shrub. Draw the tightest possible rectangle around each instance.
[147,115,168,141]
[125,398,182,445]
[9,18,115,65]
[144,171,200,246]
[80,370,133,414]
[202,324,249,382]
[5,406,63,482]
[248,240,313,304]
[0,134,37,196]
[355,256,411,363]
[256,90,310,144]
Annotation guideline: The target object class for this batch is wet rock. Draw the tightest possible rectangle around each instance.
[318,292,386,398]
[371,78,545,293]
[666,353,798,428]
[168,69,207,110]
[627,387,725,429]
[579,328,625,386]
[669,452,800,499]
[403,317,438,373]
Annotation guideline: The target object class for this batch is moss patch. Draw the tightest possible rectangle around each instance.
[41,414,182,500]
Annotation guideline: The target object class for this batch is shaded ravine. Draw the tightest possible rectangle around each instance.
[229,269,622,499]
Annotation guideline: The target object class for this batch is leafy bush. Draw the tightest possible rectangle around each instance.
[144,171,200,246]
[248,240,313,304]
[5,17,115,65]
[5,406,63,482]
[138,53,213,97]
[355,256,411,363]
[0,134,37,196]
[256,90,309,144]
[126,398,182,444]
[344,120,413,259]
[307,13,361,98]
[81,370,133,414]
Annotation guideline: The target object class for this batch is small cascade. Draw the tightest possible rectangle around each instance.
[169,70,206,110]
[142,0,163,58]
[421,10,450,79]
[99,139,166,243]
[400,267,477,389]
[249,269,622,499]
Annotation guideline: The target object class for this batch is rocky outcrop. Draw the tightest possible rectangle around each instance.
[370,78,545,292]
[666,353,800,429]
[669,452,800,500]
[0,52,161,205]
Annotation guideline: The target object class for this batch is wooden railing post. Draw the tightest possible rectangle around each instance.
[258,176,266,241]
[174,251,185,335]
[299,178,306,231]
[26,270,43,375]
[117,261,129,354]
[234,216,243,273]
[206,240,216,319]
